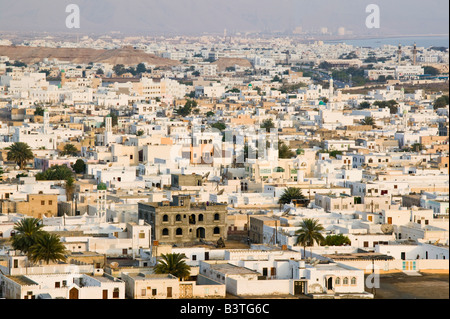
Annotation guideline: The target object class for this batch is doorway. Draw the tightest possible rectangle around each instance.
[69,288,79,299]
[326,277,333,291]
[196,227,205,239]
[294,281,306,295]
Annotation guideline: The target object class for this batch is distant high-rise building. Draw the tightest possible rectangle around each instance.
[397,43,403,66]
[337,27,346,36]
[413,43,418,65]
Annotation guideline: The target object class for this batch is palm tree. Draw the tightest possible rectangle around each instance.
[154,253,191,280]
[278,141,296,159]
[28,232,67,265]
[6,142,34,169]
[11,218,45,255]
[295,218,325,259]
[361,116,375,126]
[278,187,306,205]
[64,176,76,201]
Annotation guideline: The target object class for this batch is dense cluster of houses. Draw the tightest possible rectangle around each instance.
[0,35,448,299]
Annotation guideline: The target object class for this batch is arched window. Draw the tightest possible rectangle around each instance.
[214,213,220,221]
[176,228,183,236]
[176,214,182,222]
[162,228,169,236]
[214,227,220,235]
[351,277,356,285]
[162,215,169,222]
[343,277,349,285]
[198,214,204,222]
[335,277,340,285]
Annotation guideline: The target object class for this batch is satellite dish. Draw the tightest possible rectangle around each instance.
[381,224,394,234]
[109,262,119,270]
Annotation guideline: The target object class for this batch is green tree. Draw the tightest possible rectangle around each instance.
[6,142,34,169]
[96,68,104,75]
[206,111,215,117]
[64,177,76,201]
[323,234,351,246]
[278,187,306,205]
[176,99,198,117]
[361,116,375,126]
[211,122,226,131]
[136,129,144,136]
[11,218,45,255]
[434,95,449,109]
[28,232,67,265]
[359,101,371,109]
[113,64,126,76]
[72,159,86,174]
[295,218,325,259]
[34,106,45,116]
[61,143,78,156]
[35,165,74,181]
[278,141,296,159]
[154,253,191,280]
[136,63,147,74]
[261,119,275,133]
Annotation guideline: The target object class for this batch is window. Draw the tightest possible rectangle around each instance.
[139,233,145,239]
[113,288,119,298]
[214,213,220,221]
[141,289,146,297]
[335,277,340,285]
[55,282,60,288]
[214,227,220,235]
[163,215,169,222]
[176,228,183,236]
[41,201,45,205]
[49,200,53,205]
[162,228,169,236]
[152,289,157,296]
[176,214,182,222]
[198,214,204,222]
[343,277,349,285]
[351,277,356,285]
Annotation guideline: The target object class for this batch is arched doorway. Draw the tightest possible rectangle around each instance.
[196,227,205,239]
[69,287,79,299]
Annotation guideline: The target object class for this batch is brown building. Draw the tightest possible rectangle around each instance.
[0,194,58,218]
[249,215,279,244]
[138,195,227,245]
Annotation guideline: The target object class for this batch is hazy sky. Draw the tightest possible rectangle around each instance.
[0,0,448,36]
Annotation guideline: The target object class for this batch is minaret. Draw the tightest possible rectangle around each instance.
[413,43,418,66]
[397,44,402,65]
[43,109,49,134]
[104,115,113,146]
[329,77,334,98]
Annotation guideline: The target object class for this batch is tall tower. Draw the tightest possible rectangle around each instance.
[43,109,49,134]
[413,43,418,66]
[397,44,402,65]
[329,77,334,98]
[104,115,113,146]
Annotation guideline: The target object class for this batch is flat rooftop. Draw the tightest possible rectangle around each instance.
[208,262,260,276]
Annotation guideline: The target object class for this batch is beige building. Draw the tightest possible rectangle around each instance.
[0,194,58,218]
